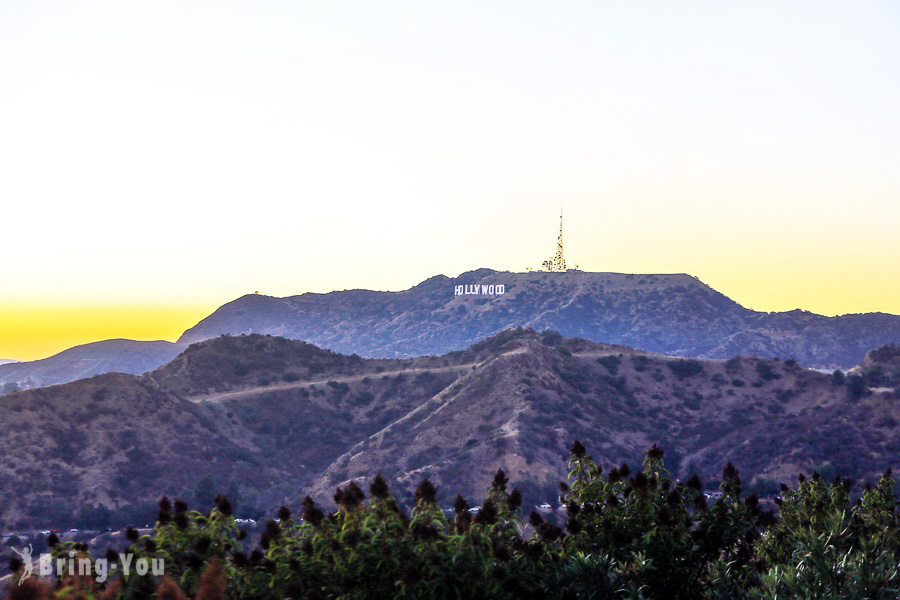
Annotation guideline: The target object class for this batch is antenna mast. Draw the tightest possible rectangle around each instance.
[541,209,567,272]
[555,208,566,271]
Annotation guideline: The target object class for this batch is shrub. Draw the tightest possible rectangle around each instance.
[632,355,651,372]
[352,391,376,405]
[847,374,868,402]
[326,380,350,398]
[233,362,250,377]
[756,361,781,382]
[596,355,621,375]
[15,445,900,599]
[667,359,705,379]
[540,329,563,346]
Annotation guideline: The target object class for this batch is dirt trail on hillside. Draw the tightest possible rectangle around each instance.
[191,363,476,404]
[189,350,617,404]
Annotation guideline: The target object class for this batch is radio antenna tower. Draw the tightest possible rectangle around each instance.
[541,209,567,272]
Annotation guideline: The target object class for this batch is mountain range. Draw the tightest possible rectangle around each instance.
[1,328,898,528]
[4,269,900,392]
[0,339,182,390]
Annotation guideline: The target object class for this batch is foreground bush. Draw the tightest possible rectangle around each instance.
[8,443,900,599]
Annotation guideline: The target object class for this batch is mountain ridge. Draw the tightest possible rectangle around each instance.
[3,328,900,527]
[177,269,900,369]
[4,269,900,391]
[0,338,184,391]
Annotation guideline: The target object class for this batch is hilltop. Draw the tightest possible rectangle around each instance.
[180,269,900,369]
[4,269,900,393]
[1,329,899,527]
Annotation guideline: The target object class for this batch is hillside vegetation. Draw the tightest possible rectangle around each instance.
[1,330,900,529]
[8,443,900,599]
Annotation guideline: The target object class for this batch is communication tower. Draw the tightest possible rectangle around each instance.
[540,210,567,272]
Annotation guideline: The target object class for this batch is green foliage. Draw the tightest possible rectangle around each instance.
[755,471,900,599]
[14,447,900,599]
[561,442,769,598]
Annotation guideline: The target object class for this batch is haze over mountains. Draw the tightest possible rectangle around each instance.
[4,269,900,391]
[0,339,182,390]
[1,328,899,528]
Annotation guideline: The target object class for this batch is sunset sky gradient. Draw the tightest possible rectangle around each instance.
[2,1,899,360]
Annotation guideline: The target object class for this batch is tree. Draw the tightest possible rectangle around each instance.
[847,374,867,402]
[832,369,845,385]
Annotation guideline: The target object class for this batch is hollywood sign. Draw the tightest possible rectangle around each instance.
[454,284,505,296]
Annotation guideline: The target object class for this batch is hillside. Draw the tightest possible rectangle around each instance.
[2,330,900,527]
[851,344,900,387]
[5,270,900,393]
[180,269,900,370]
[0,339,183,391]
[305,332,900,505]
[0,371,283,528]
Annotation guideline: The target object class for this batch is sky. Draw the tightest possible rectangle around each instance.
[2,1,899,361]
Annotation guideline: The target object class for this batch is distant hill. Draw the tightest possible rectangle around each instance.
[6,269,900,391]
[0,339,183,391]
[2,329,899,527]
[180,269,900,370]
[0,359,18,366]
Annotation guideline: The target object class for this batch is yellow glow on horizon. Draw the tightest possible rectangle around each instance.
[0,304,214,362]
[3,263,899,363]
[700,270,900,317]
[1,3,898,363]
